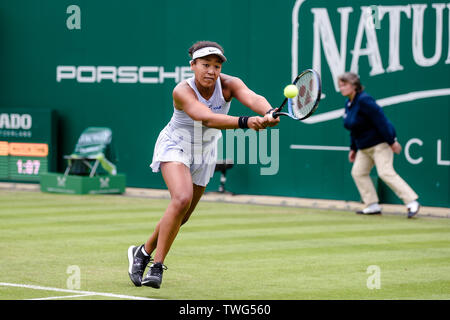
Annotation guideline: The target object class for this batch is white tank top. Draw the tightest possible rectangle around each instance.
[166,76,231,144]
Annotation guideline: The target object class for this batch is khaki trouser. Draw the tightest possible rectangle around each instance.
[351,142,418,205]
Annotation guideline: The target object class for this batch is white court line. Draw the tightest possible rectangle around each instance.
[290,144,350,151]
[27,293,98,300]
[0,282,158,300]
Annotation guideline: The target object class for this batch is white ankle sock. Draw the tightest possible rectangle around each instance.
[141,246,149,257]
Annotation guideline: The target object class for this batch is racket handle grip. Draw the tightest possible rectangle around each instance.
[272,111,279,119]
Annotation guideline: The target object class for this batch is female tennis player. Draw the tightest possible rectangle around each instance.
[128,41,279,288]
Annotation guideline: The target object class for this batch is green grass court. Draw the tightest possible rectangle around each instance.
[0,190,449,300]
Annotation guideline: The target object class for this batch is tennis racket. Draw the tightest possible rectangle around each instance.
[272,69,322,120]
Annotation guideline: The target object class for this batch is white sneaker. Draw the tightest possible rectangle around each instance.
[356,203,382,215]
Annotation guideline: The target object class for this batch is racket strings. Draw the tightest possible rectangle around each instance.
[292,71,319,119]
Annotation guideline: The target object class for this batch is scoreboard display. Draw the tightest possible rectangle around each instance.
[0,109,57,182]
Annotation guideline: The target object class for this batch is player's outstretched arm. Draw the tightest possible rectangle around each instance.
[173,82,266,131]
[222,75,280,127]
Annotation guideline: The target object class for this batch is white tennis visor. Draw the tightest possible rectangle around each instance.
[192,47,227,62]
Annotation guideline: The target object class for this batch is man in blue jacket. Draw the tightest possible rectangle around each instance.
[338,72,420,218]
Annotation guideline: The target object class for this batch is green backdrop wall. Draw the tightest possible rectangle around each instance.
[0,0,448,207]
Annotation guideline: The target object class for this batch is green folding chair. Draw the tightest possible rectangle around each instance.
[64,127,117,177]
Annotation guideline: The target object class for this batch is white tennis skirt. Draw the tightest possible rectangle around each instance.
[150,123,220,187]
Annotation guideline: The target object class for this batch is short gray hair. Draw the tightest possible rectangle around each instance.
[338,72,364,93]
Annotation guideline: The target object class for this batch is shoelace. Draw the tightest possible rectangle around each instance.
[150,263,168,276]
[134,255,153,267]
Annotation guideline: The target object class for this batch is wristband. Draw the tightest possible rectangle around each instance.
[238,116,249,129]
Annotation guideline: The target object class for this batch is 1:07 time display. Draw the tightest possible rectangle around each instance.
[16,159,41,175]
[0,141,49,181]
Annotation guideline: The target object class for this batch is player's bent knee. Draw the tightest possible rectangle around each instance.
[171,194,192,212]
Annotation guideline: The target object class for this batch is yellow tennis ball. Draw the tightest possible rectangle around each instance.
[284,84,298,98]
